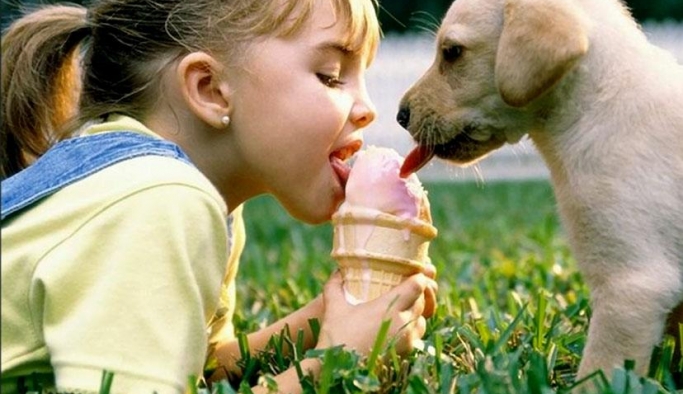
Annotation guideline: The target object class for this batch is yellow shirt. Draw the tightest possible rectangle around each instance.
[1,116,244,394]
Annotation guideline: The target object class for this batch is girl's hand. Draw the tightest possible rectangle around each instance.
[420,262,438,318]
[315,269,438,356]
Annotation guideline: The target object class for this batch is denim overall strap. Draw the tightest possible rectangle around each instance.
[1,131,193,221]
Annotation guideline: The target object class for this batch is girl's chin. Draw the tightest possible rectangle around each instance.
[296,208,332,225]
[283,196,335,225]
[281,176,343,223]
[315,196,342,224]
[330,186,345,214]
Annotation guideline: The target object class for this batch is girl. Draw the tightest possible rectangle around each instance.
[1,0,438,393]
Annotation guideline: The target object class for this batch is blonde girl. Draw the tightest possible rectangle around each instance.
[1,0,437,393]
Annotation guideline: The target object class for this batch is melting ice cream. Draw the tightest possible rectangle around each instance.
[331,146,437,303]
[338,146,428,220]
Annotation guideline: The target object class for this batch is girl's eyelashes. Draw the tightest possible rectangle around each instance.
[317,73,344,88]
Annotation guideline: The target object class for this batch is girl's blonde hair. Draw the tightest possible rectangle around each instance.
[1,0,380,178]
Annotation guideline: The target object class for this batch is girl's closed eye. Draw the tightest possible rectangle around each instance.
[317,73,344,88]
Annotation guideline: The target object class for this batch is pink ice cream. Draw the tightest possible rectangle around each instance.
[336,146,430,221]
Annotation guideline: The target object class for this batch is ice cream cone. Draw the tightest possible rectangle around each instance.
[331,210,437,303]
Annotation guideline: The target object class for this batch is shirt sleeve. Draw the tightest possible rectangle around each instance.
[206,205,246,367]
[32,183,229,394]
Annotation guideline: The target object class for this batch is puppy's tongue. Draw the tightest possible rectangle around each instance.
[400,145,435,178]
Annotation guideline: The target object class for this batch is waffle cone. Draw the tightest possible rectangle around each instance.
[331,210,437,303]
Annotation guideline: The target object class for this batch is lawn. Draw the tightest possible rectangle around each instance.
[219,179,679,393]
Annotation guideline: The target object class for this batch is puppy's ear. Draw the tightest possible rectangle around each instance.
[496,0,589,107]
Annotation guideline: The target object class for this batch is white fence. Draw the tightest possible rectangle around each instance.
[362,22,683,182]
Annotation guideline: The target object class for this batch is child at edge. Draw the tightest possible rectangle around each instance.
[0,0,438,393]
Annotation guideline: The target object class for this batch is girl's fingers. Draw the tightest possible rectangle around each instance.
[422,279,438,318]
[393,314,427,354]
[382,273,430,311]
[409,291,426,317]
[421,263,437,280]
[415,316,427,338]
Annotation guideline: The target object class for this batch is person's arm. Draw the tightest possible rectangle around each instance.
[250,358,322,394]
[209,295,324,381]
[210,269,438,393]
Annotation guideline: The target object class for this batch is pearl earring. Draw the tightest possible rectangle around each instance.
[220,115,231,127]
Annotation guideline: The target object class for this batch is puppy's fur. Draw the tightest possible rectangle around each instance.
[399,0,683,379]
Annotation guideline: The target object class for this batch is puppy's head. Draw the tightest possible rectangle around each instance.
[398,0,589,172]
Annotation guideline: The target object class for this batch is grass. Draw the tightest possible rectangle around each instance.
[216,179,680,393]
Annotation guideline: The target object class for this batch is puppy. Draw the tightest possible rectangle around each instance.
[397,0,683,380]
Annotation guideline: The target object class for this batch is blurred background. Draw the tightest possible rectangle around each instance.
[3,0,683,31]
[2,0,682,182]
[376,0,683,32]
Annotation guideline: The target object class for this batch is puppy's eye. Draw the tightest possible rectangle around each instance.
[441,44,463,62]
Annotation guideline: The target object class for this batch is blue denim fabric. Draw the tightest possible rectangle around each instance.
[1,131,193,221]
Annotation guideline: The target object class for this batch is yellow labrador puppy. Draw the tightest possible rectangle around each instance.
[398,0,683,379]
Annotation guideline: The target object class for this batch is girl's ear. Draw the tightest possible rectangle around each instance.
[177,52,232,129]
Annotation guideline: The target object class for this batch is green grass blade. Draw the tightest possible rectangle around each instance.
[367,319,392,374]
[492,304,527,354]
[534,290,549,352]
[98,370,114,394]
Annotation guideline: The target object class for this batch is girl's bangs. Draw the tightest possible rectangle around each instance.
[270,0,380,63]
[333,0,380,63]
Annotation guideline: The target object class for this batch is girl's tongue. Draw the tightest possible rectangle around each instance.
[331,156,352,188]
[331,140,363,188]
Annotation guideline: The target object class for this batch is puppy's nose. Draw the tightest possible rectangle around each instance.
[396,106,411,129]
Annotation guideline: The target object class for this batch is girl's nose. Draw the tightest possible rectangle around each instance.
[350,88,376,129]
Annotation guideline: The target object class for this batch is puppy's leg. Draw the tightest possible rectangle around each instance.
[578,261,682,379]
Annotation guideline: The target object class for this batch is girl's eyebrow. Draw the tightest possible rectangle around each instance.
[315,41,353,57]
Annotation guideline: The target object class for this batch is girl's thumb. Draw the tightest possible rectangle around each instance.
[323,270,345,297]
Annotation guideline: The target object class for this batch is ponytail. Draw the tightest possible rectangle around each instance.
[1,5,90,179]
